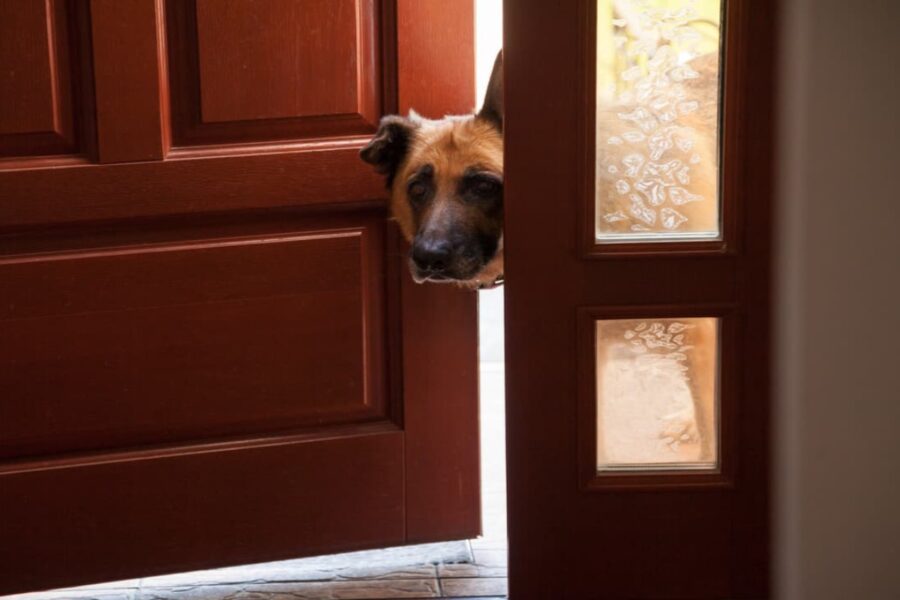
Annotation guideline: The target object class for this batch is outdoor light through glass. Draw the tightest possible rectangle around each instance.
[595,318,719,471]
[595,0,724,242]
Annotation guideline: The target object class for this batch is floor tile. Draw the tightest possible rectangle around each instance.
[138,543,464,588]
[438,577,507,598]
[436,563,506,579]
[141,565,437,588]
[76,582,141,592]
[138,579,440,600]
[467,537,506,552]
[469,551,506,569]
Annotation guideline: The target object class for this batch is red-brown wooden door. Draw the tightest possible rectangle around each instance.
[504,1,774,598]
[0,1,480,594]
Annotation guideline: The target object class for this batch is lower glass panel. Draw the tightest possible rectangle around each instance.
[595,317,719,471]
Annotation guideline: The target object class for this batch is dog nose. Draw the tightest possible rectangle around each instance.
[412,238,452,273]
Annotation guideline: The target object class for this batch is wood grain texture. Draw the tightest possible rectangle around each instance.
[400,243,481,543]
[0,427,405,595]
[503,0,773,597]
[166,0,382,146]
[396,0,475,118]
[395,0,480,544]
[0,0,91,158]
[0,225,387,460]
[0,2,480,593]
[90,0,168,162]
[0,142,384,229]
[196,0,358,123]
[0,0,57,134]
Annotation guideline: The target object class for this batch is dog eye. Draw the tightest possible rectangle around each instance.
[407,181,428,203]
[468,177,501,198]
[474,180,499,194]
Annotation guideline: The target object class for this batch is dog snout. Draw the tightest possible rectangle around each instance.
[412,237,453,274]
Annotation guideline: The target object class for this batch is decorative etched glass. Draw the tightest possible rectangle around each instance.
[595,0,723,242]
[595,317,719,471]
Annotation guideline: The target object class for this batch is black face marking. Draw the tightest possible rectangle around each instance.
[359,116,414,188]
[406,164,435,210]
[458,168,503,214]
[478,50,504,132]
[477,231,500,263]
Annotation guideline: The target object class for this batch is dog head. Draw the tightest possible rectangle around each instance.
[361,52,504,289]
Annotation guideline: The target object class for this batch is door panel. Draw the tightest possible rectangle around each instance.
[195,0,360,122]
[0,221,387,460]
[0,426,405,594]
[0,0,478,594]
[504,0,773,597]
[167,0,381,145]
[0,145,383,227]
[0,0,91,158]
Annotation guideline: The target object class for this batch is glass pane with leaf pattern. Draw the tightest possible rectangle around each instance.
[595,0,724,242]
[595,317,719,471]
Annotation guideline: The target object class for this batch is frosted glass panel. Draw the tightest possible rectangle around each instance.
[595,318,718,471]
[595,0,723,242]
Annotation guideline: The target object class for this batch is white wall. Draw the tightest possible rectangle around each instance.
[476,0,505,365]
[475,0,503,107]
[776,1,900,597]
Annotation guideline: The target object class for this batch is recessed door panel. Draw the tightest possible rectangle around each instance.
[0,0,91,158]
[196,0,360,123]
[166,0,382,146]
[0,427,406,594]
[0,224,385,460]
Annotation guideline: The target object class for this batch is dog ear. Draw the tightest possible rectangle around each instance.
[360,115,416,187]
[478,50,503,132]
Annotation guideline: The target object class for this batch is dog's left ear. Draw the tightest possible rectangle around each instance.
[360,115,417,187]
[478,50,503,132]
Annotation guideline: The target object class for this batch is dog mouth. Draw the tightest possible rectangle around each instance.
[409,263,479,284]
[409,258,505,289]
[413,271,452,283]
[409,256,486,284]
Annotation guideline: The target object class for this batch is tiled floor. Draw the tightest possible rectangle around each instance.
[6,539,505,600]
[7,291,509,600]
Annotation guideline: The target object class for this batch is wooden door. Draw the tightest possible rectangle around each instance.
[504,1,774,598]
[0,1,479,594]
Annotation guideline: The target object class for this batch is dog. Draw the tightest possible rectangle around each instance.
[360,52,505,290]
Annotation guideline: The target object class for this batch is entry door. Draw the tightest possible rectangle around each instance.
[0,1,479,594]
[504,1,773,598]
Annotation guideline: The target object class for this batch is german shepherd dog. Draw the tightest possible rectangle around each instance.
[360,53,505,290]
